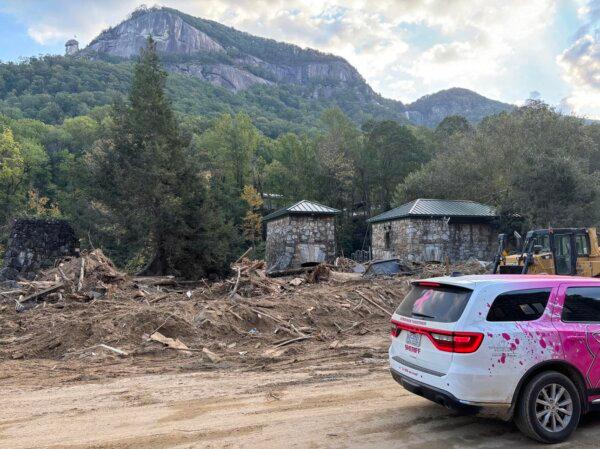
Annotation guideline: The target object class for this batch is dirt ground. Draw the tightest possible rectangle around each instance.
[5,255,599,448]
[2,358,600,449]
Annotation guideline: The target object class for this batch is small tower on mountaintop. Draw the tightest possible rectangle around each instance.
[65,39,79,56]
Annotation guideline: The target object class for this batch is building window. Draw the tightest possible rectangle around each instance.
[384,230,392,251]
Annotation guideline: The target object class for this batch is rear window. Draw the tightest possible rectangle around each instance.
[487,289,551,322]
[395,284,473,323]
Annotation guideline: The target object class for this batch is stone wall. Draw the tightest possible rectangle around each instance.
[0,219,79,281]
[371,218,494,262]
[266,215,336,271]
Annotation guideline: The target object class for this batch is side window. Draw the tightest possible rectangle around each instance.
[555,234,571,257]
[575,235,589,256]
[487,289,552,322]
[562,287,600,322]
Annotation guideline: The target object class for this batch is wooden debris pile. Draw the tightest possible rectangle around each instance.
[0,249,128,311]
[213,258,286,298]
[0,250,490,367]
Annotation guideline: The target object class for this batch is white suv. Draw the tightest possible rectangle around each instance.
[389,274,600,443]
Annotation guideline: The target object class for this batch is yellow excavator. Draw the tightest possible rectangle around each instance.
[492,227,600,276]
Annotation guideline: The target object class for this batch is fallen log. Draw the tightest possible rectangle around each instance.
[76,258,85,292]
[272,336,311,349]
[354,290,393,316]
[267,266,315,278]
[229,266,242,298]
[20,283,65,304]
[97,344,128,357]
[233,247,253,265]
[0,289,23,297]
[133,276,177,287]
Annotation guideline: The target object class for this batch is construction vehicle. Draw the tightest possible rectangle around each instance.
[492,227,600,276]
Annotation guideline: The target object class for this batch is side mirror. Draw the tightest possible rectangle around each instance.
[533,245,543,254]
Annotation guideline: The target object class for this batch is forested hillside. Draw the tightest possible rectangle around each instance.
[0,55,405,137]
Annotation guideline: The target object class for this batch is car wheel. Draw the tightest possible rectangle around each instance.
[515,371,581,443]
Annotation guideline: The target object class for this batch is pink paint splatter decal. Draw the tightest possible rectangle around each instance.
[413,289,433,311]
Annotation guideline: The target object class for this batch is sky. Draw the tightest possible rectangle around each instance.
[0,0,598,118]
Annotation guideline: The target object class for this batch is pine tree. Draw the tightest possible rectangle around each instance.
[88,37,235,276]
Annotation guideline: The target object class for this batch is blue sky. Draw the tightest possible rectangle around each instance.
[0,0,598,118]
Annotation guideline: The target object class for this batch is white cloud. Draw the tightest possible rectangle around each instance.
[557,0,600,119]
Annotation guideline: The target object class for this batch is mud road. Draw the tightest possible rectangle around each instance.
[2,362,600,449]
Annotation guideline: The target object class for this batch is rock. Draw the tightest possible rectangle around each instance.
[85,8,224,58]
[168,63,272,92]
[289,278,304,286]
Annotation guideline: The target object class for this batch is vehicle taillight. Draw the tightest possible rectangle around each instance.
[417,281,440,287]
[430,332,454,351]
[390,320,483,353]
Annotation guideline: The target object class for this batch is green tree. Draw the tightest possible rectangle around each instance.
[315,108,359,210]
[0,128,24,222]
[87,37,234,276]
[241,185,263,246]
[61,116,101,153]
[434,115,473,143]
[265,133,318,201]
[362,120,429,211]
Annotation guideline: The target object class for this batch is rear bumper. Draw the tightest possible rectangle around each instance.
[390,368,479,414]
[390,368,512,420]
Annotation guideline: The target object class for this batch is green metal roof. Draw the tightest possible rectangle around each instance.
[367,199,496,223]
[262,200,341,222]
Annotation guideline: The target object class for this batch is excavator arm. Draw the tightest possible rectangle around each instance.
[492,233,508,274]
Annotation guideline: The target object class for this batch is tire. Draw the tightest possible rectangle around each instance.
[515,371,581,444]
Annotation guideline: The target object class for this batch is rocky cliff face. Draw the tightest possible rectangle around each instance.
[84,7,366,93]
[167,62,272,91]
[86,9,224,58]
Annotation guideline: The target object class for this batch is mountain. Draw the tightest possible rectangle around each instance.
[405,88,513,127]
[84,7,372,94]
[0,6,513,134]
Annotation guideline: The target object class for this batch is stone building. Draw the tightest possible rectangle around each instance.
[0,219,79,281]
[367,199,497,263]
[65,39,79,56]
[264,200,340,272]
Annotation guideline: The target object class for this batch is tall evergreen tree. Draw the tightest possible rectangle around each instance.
[88,37,234,276]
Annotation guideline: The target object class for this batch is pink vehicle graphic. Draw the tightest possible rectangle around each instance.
[389,275,600,443]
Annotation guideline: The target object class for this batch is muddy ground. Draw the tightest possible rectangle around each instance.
[2,357,600,449]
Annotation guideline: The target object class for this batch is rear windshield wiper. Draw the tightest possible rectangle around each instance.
[411,312,435,319]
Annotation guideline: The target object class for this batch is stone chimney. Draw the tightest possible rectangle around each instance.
[65,39,79,56]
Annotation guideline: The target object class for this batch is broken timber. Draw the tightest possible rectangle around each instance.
[20,283,65,304]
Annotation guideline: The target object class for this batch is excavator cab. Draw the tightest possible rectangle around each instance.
[493,228,600,276]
